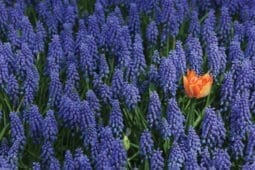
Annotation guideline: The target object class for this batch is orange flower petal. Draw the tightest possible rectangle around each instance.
[183,70,213,99]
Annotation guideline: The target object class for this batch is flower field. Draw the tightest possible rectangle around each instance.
[0,0,255,169]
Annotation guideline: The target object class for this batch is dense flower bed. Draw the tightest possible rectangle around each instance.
[0,0,255,169]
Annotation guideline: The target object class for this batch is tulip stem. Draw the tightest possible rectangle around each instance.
[185,98,191,110]
[193,94,211,128]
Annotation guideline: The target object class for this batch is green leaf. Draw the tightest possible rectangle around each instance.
[144,159,149,170]
[0,123,9,140]
[123,135,131,150]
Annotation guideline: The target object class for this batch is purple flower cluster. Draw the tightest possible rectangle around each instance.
[0,0,255,169]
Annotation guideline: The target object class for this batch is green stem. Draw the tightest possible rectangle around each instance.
[128,151,139,161]
[25,149,39,159]
[4,109,6,128]
[0,123,9,140]
[172,36,176,49]
[4,98,12,112]
[185,98,191,110]
[16,97,24,112]
[134,107,147,128]
[199,12,209,23]
[130,143,139,149]
[166,37,169,55]
[193,94,211,127]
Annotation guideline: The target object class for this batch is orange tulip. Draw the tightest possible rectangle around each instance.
[183,69,213,99]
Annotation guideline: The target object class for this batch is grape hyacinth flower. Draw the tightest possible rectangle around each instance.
[79,37,97,76]
[128,3,140,34]
[245,126,255,161]
[235,59,254,94]
[101,15,121,51]
[188,10,200,37]
[150,149,164,170]
[0,54,9,87]
[220,71,234,110]
[86,90,101,115]
[16,43,33,79]
[148,64,159,84]
[66,62,79,88]
[7,138,21,169]
[110,139,127,168]
[63,150,75,170]
[147,91,161,128]
[60,23,75,62]
[94,2,105,26]
[23,67,40,106]
[7,74,19,105]
[98,54,109,78]
[217,6,232,45]
[233,21,245,41]
[200,147,212,168]
[20,16,35,51]
[64,5,76,27]
[206,43,226,77]
[140,129,154,158]
[159,118,171,140]
[28,105,44,143]
[1,42,15,72]
[32,162,41,170]
[243,162,255,170]
[173,41,186,76]
[185,35,203,73]
[40,141,54,164]
[109,100,124,137]
[95,151,112,169]
[34,21,46,53]
[127,33,146,82]
[212,149,231,169]
[115,34,131,69]
[0,2,7,30]
[146,21,158,46]
[245,25,255,59]
[0,156,10,169]
[123,83,141,110]
[187,126,201,155]
[10,112,25,146]
[230,137,244,160]
[159,0,180,41]
[151,50,161,65]
[43,110,58,142]
[228,36,244,61]
[49,157,61,170]
[111,69,125,99]
[75,19,87,52]
[47,35,63,73]
[48,71,63,107]
[59,95,81,130]
[166,98,185,140]
[230,91,252,139]
[184,151,200,170]
[202,107,226,147]
[201,9,216,45]
[0,138,9,156]
[80,101,97,147]
[74,149,92,170]
[168,143,184,169]
[158,58,177,96]
[98,83,112,105]
[87,15,100,42]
